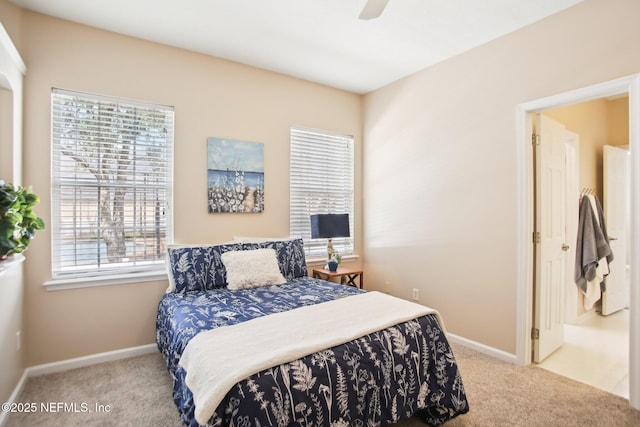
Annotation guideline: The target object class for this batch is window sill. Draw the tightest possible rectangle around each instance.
[43,270,168,291]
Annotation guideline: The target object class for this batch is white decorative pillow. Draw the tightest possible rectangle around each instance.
[222,248,286,290]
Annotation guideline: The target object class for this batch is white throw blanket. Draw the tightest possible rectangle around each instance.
[179,291,441,425]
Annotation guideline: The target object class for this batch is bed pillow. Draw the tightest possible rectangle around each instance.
[222,248,287,290]
[165,243,213,293]
[242,238,307,279]
[166,242,244,293]
[232,236,295,243]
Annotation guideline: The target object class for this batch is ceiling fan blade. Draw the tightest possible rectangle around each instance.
[358,0,389,20]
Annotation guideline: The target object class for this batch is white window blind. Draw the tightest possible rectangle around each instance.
[51,88,174,279]
[290,126,354,258]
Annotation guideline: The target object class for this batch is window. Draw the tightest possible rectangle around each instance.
[289,126,354,258]
[51,88,174,280]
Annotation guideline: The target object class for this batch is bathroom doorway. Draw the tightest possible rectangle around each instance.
[515,74,640,410]
[534,98,630,398]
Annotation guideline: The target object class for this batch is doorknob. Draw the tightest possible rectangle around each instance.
[561,244,570,251]
[609,236,618,241]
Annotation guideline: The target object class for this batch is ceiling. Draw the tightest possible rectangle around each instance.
[10,0,583,94]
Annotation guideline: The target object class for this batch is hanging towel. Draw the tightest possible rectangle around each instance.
[583,195,610,309]
[574,195,613,309]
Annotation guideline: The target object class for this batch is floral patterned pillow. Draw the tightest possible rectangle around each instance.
[166,242,244,293]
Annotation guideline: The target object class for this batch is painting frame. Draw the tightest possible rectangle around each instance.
[207,137,265,213]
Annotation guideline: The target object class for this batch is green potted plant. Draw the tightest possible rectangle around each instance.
[327,252,341,272]
[0,180,45,260]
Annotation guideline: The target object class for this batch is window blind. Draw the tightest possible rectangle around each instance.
[289,126,354,258]
[51,88,174,279]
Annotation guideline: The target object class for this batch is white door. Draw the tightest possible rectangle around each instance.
[602,145,630,315]
[534,114,567,363]
[563,132,580,324]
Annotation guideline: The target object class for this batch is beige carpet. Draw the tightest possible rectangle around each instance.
[5,343,640,426]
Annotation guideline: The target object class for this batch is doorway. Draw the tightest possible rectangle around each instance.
[533,102,630,398]
[515,74,640,411]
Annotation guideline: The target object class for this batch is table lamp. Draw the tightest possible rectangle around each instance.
[310,213,350,260]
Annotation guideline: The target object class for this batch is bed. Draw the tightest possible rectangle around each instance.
[156,238,468,426]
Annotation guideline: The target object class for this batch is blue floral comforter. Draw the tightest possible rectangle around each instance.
[156,278,468,426]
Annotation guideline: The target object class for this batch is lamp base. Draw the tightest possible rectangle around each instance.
[327,238,334,261]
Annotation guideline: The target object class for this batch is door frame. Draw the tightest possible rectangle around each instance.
[515,74,640,410]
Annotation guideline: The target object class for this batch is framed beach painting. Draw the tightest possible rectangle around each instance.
[207,137,264,213]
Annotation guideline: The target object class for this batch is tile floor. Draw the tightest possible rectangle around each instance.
[537,308,629,398]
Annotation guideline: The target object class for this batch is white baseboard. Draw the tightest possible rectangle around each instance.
[27,343,157,377]
[0,343,157,427]
[0,370,29,427]
[447,332,517,364]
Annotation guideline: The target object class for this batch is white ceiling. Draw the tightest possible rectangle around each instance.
[10,0,583,94]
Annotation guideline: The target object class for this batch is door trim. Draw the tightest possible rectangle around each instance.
[515,74,640,410]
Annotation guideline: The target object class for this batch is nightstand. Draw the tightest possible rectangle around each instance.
[312,266,364,289]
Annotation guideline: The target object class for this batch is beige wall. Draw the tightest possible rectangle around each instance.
[362,0,640,354]
[18,11,362,365]
[609,97,630,147]
[545,97,629,201]
[0,0,21,52]
[0,87,13,177]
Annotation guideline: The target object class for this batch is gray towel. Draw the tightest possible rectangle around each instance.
[574,195,613,293]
